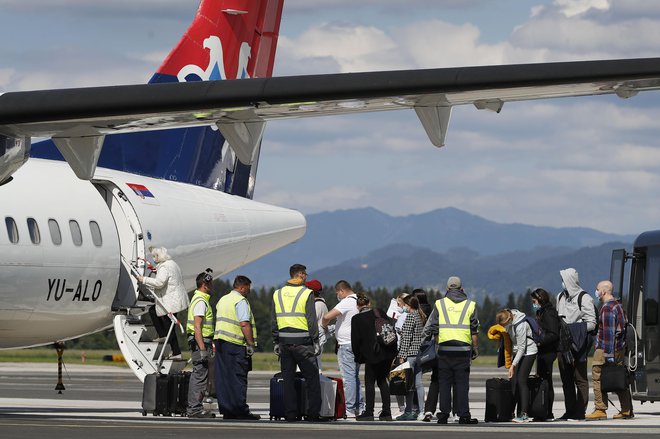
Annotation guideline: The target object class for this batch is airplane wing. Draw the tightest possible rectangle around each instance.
[1,57,660,179]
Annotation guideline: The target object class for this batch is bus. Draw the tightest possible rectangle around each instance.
[611,230,660,402]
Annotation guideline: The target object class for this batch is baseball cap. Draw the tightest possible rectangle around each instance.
[447,276,462,289]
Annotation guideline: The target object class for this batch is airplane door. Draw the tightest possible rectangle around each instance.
[93,182,146,309]
[642,246,660,397]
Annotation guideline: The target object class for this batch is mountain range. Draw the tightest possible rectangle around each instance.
[228,207,634,300]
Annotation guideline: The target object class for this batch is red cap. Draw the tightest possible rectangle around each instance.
[305,279,322,292]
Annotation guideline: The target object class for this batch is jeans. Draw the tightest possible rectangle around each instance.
[405,356,424,414]
[337,344,363,413]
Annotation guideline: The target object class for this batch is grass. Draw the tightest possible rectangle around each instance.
[0,348,499,369]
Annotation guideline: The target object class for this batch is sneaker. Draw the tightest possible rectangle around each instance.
[556,412,571,421]
[167,354,183,360]
[613,411,634,420]
[585,409,607,421]
[345,410,357,419]
[422,412,433,422]
[356,411,374,421]
[396,412,417,421]
[512,414,530,423]
[458,416,478,424]
[437,413,449,424]
[378,411,393,422]
[188,410,214,418]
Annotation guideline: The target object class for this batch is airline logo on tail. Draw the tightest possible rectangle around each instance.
[177,37,251,82]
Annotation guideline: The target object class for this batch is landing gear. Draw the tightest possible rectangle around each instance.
[54,341,66,394]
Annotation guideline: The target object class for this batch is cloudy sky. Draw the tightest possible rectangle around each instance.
[2,0,660,235]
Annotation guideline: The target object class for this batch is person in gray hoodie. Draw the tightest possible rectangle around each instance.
[496,308,538,423]
[556,267,597,421]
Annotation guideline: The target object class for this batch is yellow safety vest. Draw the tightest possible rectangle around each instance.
[436,297,475,350]
[186,290,214,338]
[273,285,312,344]
[214,291,257,346]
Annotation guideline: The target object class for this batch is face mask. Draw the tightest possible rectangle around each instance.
[561,281,566,290]
[532,303,541,312]
[594,290,601,301]
[401,308,409,314]
[336,294,341,302]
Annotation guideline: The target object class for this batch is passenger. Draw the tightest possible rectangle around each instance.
[305,279,328,371]
[395,294,427,421]
[214,275,260,420]
[423,276,479,424]
[392,292,410,414]
[531,288,560,421]
[351,293,396,421]
[186,271,215,418]
[321,280,363,418]
[496,308,538,423]
[136,246,189,360]
[272,264,323,422]
[413,289,439,423]
[556,267,597,421]
[585,280,633,420]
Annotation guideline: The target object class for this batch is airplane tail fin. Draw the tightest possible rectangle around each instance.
[32,0,284,198]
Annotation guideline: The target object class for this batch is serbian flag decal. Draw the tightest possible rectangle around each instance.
[127,183,155,199]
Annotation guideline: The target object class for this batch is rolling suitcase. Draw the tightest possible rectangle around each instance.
[328,376,346,419]
[167,371,191,416]
[528,375,551,420]
[142,373,170,416]
[485,378,513,422]
[269,372,307,420]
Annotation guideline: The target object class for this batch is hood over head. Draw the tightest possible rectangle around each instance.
[560,267,582,298]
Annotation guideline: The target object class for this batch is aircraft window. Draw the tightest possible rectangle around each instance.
[48,219,62,245]
[89,221,102,247]
[69,220,82,247]
[5,217,18,244]
[27,218,40,245]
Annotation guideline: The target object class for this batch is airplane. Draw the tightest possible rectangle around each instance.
[2,0,660,381]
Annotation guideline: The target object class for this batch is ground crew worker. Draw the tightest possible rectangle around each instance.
[271,264,323,422]
[213,275,260,420]
[423,276,479,424]
[186,270,215,418]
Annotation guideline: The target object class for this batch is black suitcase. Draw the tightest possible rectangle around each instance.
[485,378,514,422]
[269,372,307,420]
[167,372,191,416]
[142,373,170,416]
[528,375,551,420]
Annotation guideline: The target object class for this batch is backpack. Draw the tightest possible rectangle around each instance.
[373,308,397,347]
[559,290,599,336]
[514,315,544,345]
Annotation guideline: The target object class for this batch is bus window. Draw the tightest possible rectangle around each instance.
[5,217,18,244]
[645,247,660,326]
[48,219,62,245]
[89,221,102,247]
[69,220,82,247]
[27,218,40,245]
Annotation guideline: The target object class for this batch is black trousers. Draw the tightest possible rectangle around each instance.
[512,354,536,416]
[558,355,589,418]
[215,340,251,416]
[280,344,321,419]
[536,351,557,418]
[437,354,471,418]
[364,359,391,415]
[148,305,181,356]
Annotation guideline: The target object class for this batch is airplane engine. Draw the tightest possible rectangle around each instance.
[0,134,30,185]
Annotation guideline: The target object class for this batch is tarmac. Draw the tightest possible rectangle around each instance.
[1,362,660,439]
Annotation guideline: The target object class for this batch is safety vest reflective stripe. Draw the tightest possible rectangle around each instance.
[214,291,257,346]
[186,291,214,338]
[436,297,474,345]
[274,285,312,344]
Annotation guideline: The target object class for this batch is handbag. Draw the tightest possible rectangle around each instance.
[415,339,437,372]
[388,363,413,396]
[600,363,628,393]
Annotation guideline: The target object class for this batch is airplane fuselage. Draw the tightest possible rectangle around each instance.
[0,158,305,348]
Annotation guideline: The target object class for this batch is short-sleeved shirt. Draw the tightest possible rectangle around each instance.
[193,301,207,317]
[334,294,358,345]
[235,298,251,322]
